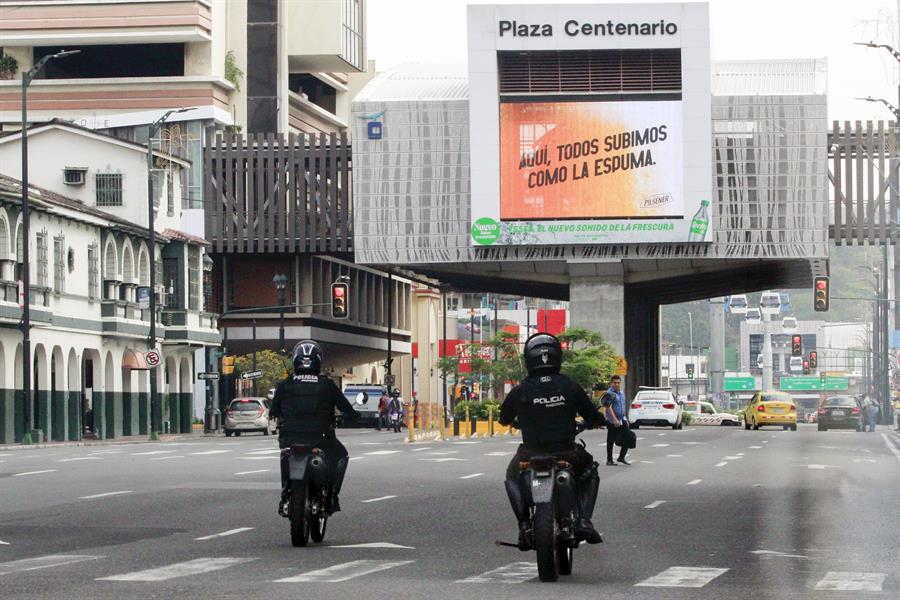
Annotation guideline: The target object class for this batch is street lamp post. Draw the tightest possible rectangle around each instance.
[273,274,288,353]
[19,49,80,445]
[147,107,194,441]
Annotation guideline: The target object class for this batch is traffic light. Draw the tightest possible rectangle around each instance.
[686,363,695,379]
[791,334,802,357]
[222,355,235,375]
[802,360,810,375]
[331,282,349,319]
[814,276,830,312]
[809,351,818,370]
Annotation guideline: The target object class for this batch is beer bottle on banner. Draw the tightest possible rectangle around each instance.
[688,200,710,242]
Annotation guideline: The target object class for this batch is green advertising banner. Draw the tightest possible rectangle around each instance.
[779,376,849,391]
[724,377,755,391]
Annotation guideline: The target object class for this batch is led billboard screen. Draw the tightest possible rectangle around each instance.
[500,100,683,220]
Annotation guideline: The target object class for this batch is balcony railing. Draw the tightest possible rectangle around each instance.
[0,0,213,46]
[204,131,352,254]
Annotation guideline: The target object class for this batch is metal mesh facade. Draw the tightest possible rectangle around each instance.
[352,62,828,265]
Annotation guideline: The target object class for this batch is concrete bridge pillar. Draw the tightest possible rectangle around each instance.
[569,276,660,400]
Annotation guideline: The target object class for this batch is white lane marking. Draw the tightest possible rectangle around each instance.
[881,433,900,463]
[736,453,745,456]
[0,540,9,545]
[98,557,251,582]
[329,542,415,549]
[750,550,808,559]
[715,462,728,467]
[276,560,414,583]
[131,450,175,456]
[762,440,769,443]
[361,495,397,503]
[410,447,432,452]
[11,469,57,477]
[639,460,655,464]
[427,451,459,455]
[814,571,886,591]
[152,456,184,461]
[194,528,254,541]
[349,456,366,461]
[807,464,831,469]
[0,554,102,575]
[79,491,132,500]
[88,450,122,455]
[636,566,729,588]
[363,450,402,456]
[652,443,670,448]
[644,500,666,509]
[484,451,510,457]
[234,469,270,476]
[357,442,385,446]
[658,433,667,437]
[235,456,276,460]
[453,441,481,445]
[723,456,742,460]
[852,458,877,463]
[56,456,102,462]
[419,458,467,462]
[687,479,703,485]
[666,454,683,458]
[189,450,231,455]
[244,449,281,455]
[459,473,484,479]
[749,446,763,449]
[458,561,537,583]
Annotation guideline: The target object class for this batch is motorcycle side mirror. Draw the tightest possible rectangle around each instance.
[355,392,369,405]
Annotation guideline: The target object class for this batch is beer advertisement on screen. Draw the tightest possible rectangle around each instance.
[470,100,711,246]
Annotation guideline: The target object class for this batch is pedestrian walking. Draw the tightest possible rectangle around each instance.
[601,374,630,466]
[866,398,879,432]
[376,392,389,431]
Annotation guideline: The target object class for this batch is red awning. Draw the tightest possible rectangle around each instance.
[123,349,149,371]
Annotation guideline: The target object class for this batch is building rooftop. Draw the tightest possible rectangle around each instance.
[711,58,827,96]
[354,64,469,102]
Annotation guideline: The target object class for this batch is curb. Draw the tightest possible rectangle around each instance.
[0,433,220,451]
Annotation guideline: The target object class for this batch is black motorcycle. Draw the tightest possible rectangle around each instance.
[284,443,331,547]
[503,422,589,582]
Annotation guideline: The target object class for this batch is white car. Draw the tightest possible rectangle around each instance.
[629,388,684,429]
[683,401,742,426]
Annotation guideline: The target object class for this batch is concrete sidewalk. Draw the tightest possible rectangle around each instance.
[0,432,219,451]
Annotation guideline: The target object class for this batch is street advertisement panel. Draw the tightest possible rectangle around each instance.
[470,99,711,246]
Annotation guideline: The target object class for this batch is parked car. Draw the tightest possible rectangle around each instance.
[743,391,797,431]
[682,401,742,426]
[224,397,275,437]
[817,395,863,432]
[629,388,684,429]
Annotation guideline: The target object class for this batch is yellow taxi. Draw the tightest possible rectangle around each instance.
[744,391,797,431]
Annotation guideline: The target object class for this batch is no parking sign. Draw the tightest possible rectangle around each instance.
[145,350,161,369]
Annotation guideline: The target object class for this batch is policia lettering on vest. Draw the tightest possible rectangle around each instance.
[498,333,607,549]
[270,340,360,516]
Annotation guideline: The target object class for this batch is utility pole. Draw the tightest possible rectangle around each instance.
[762,310,773,392]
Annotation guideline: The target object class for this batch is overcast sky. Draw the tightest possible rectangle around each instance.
[367,0,900,122]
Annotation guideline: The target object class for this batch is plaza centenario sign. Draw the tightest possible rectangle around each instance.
[498,19,678,37]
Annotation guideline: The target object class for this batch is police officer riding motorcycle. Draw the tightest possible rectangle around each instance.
[499,333,606,550]
[270,340,360,517]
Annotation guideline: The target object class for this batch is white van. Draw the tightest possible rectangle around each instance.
[629,388,684,430]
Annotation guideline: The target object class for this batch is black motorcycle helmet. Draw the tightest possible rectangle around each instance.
[292,340,324,374]
[523,332,563,376]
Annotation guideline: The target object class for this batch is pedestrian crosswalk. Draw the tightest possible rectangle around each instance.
[0,553,889,592]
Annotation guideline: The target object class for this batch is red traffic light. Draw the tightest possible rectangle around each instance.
[814,276,830,312]
[331,282,349,319]
[816,280,826,290]
[333,286,345,298]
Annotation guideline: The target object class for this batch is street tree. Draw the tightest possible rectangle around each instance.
[557,327,620,391]
[234,350,292,395]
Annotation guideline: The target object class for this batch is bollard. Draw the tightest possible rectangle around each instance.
[488,405,494,437]
[408,403,415,443]
[465,404,470,439]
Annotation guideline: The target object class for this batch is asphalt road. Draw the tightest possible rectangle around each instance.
[2,424,900,599]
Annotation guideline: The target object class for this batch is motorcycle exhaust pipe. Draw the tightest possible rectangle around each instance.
[556,471,571,486]
[310,456,324,469]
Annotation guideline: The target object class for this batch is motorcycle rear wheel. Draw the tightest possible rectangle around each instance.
[534,503,559,582]
[557,543,574,575]
[310,497,327,543]
[290,480,310,547]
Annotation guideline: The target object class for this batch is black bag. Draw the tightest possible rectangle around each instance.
[614,424,637,449]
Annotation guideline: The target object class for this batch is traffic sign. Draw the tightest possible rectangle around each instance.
[385,374,396,387]
[240,370,263,380]
[779,376,849,391]
[723,376,755,391]
[145,350,161,368]
[197,372,219,381]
